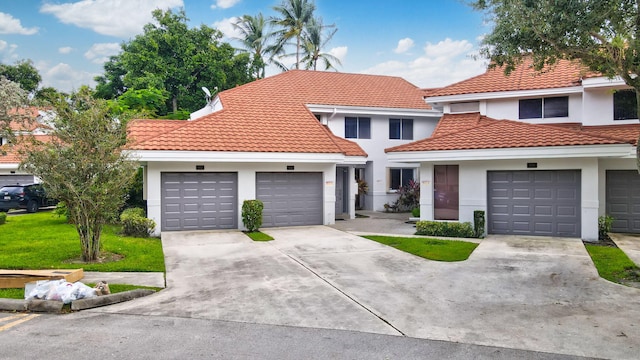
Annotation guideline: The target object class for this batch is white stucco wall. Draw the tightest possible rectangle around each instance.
[327,114,439,210]
[418,157,621,241]
[145,161,337,235]
[582,88,640,126]
[484,93,583,124]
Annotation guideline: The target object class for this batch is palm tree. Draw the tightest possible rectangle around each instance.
[233,13,270,78]
[271,0,316,70]
[301,17,341,71]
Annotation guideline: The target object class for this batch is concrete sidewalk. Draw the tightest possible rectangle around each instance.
[610,233,640,265]
[82,271,165,288]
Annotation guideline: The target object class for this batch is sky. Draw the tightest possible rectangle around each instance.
[0,0,491,93]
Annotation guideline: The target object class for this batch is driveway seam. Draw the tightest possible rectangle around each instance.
[279,250,406,337]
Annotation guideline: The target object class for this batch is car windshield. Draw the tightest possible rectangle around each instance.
[0,186,24,195]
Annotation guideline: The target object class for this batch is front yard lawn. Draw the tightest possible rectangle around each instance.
[585,244,640,285]
[0,212,165,272]
[363,235,478,262]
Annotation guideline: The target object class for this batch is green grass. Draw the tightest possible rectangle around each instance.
[0,212,165,272]
[244,231,274,241]
[0,284,163,300]
[363,235,479,262]
[585,244,640,284]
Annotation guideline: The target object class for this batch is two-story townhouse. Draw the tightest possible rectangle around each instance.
[129,70,441,234]
[387,58,640,241]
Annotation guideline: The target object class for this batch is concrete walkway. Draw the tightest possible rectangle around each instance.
[610,233,640,265]
[82,271,165,288]
[91,226,640,359]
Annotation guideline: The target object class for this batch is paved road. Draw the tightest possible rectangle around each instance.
[0,312,596,359]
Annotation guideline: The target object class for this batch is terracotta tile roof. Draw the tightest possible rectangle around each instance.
[127,119,186,143]
[0,135,53,164]
[386,114,629,153]
[580,124,640,146]
[427,57,590,97]
[431,113,494,137]
[127,70,427,155]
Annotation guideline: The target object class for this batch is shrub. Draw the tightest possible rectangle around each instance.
[598,215,614,240]
[242,199,264,232]
[395,179,420,211]
[415,220,475,238]
[473,210,485,238]
[411,207,420,217]
[120,207,156,237]
[0,212,6,225]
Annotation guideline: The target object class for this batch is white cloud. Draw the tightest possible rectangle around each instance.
[394,38,414,54]
[0,12,38,35]
[40,0,183,38]
[213,17,241,39]
[361,38,488,88]
[211,0,241,9]
[84,43,121,64]
[0,40,19,63]
[329,46,348,63]
[39,62,97,93]
[59,47,74,54]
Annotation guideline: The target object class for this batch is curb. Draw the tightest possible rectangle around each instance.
[0,289,156,313]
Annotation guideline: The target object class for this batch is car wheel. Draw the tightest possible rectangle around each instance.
[27,200,39,213]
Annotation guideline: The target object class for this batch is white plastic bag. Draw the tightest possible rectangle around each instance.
[25,279,98,304]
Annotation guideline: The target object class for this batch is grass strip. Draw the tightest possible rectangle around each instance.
[244,231,274,241]
[584,244,640,285]
[363,235,478,262]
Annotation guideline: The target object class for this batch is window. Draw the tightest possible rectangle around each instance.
[614,89,637,120]
[389,168,414,191]
[389,118,413,140]
[519,96,568,119]
[345,117,371,139]
[434,165,459,220]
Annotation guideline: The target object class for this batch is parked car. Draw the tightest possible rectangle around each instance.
[0,183,57,213]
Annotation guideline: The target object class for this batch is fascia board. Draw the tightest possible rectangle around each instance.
[0,164,19,170]
[127,150,346,163]
[387,144,634,162]
[582,76,626,88]
[339,156,368,165]
[425,86,583,104]
[306,104,441,117]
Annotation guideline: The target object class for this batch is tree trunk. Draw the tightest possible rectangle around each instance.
[172,96,178,114]
[636,89,640,173]
[76,214,102,262]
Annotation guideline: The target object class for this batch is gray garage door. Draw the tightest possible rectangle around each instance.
[161,172,237,231]
[0,175,34,187]
[488,170,581,237]
[606,170,640,233]
[256,172,323,227]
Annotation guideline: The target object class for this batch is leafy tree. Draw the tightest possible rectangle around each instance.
[34,87,67,104]
[113,88,168,117]
[95,9,254,116]
[233,13,273,78]
[0,59,41,93]
[300,17,341,71]
[20,90,138,262]
[271,0,316,70]
[470,0,640,167]
[0,77,29,146]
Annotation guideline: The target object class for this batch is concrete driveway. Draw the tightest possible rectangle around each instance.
[93,227,640,359]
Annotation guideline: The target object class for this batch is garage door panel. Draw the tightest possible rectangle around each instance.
[488,170,581,237]
[161,172,238,231]
[257,172,323,227]
[606,170,640,233]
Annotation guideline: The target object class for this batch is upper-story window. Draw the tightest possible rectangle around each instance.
[614,89,637,120]
[345,117,371,139]
[519,96,568,119]
[389,118,413,140]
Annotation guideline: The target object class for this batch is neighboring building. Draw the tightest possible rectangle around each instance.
[387,58,640,241]
[0,108,54,187]
[127,70,441,234]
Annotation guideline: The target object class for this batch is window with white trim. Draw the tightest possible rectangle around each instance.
[345,117,371,139]
[389,118,413,140]
[389,168,415,191]
[519,96,568,119]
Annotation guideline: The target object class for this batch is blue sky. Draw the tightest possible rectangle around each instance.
[0,0,490,92]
